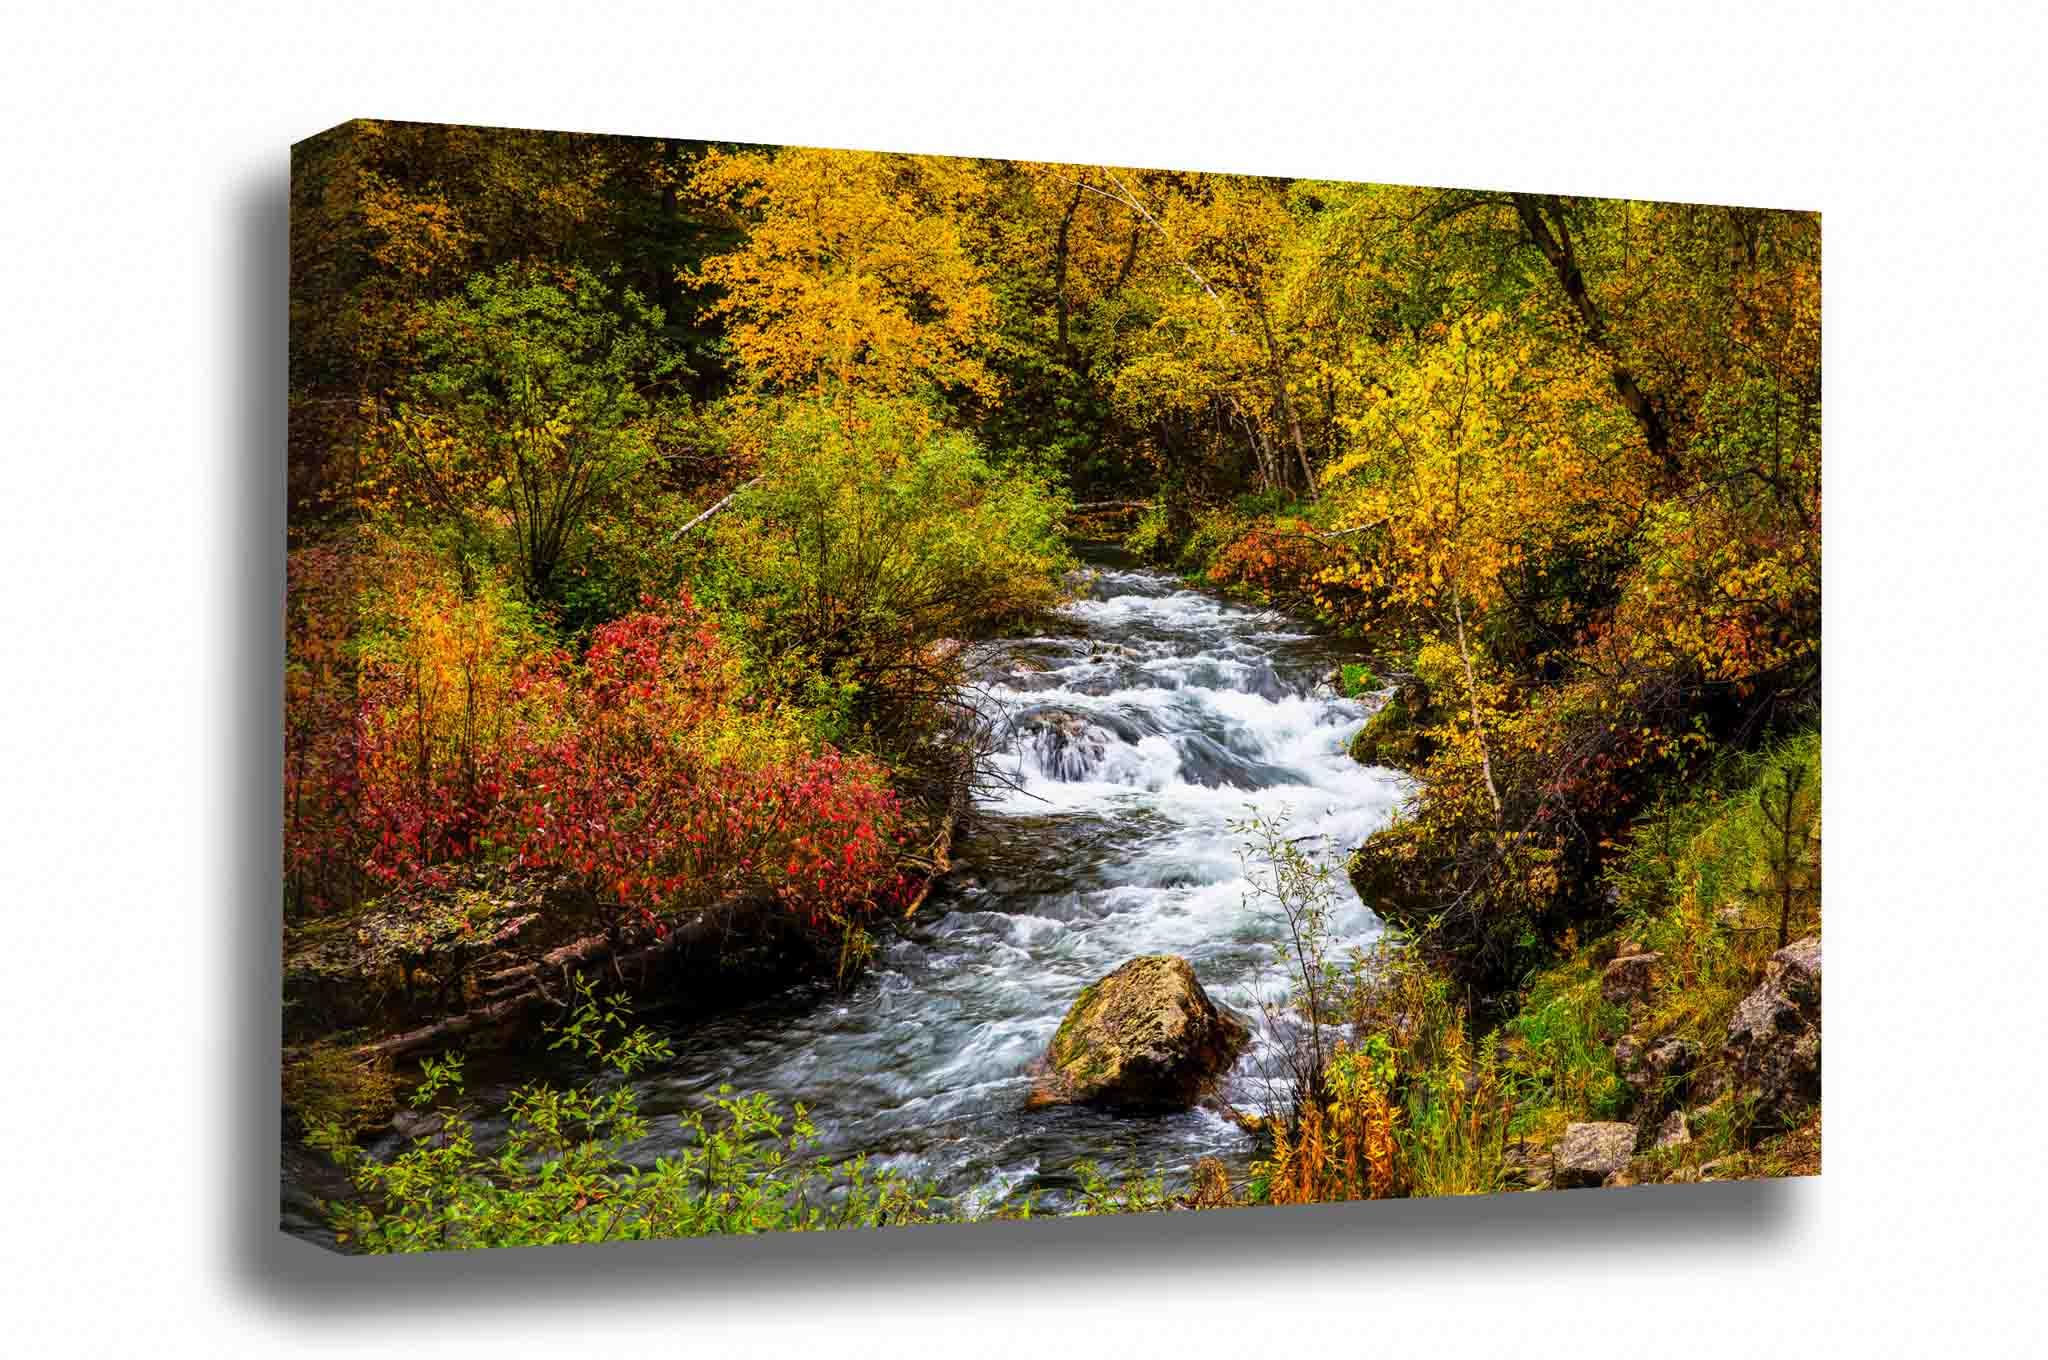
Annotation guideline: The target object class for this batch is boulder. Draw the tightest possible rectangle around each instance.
[1347,679,1437,771]
[391,1108,450,1142]
[1601,951,1662,1006]
[1029,955,1250,1112]
[1688,1064,1732,1106]
[1613,1032,1641,1066]
[1246,661,1290,703]
[1646,1036,1698,1076]
[1723,936,1821,1122]
[1655,1110,1692,1149]
[1553,1121,1637,1189]
[1619,1033,1700,1108]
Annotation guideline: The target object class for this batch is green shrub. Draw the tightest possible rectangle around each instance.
[1069,1159,1174,1216]
[707,395,1070,748]
[1172,507,1241,573]
[1123,503,1174,563]
[1500,954,1632,1139]
[310,983,934,1252]
[1608,729,1821,1047]
[370,263,686,600]
[1338,662,1378,697]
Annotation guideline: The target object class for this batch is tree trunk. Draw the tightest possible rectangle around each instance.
[1114,221,1142,293]
[1254,295,1314,493]
[1053,181,1084,367]
[1451,584,1504,833]
[1512,193,1678,484]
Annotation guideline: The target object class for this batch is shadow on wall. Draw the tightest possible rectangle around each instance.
[223,158,1805,1321]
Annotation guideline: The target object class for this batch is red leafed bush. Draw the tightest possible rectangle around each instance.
[288,551,906,938]
[499,597,907,933]
[349,559,549,889]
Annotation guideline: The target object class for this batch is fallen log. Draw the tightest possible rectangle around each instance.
[355,910,735,1061]
[356,990,549,1063]
[351,786,974,1063]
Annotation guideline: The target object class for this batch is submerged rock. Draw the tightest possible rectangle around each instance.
[1029,954,1249,1112]
[1552,1121,1637,1188]
[1012,705,1138,781]
[1724,935,1822,1122]
[1245,660,1290,702]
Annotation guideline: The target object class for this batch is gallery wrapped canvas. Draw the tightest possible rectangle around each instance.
[282,119,1819,1253]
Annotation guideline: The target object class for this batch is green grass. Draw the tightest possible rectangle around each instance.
[1499,949,1632,1141]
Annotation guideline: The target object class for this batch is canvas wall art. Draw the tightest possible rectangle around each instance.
[282,120,1820,1253]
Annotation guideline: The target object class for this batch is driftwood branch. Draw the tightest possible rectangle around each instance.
[668,477,758,542]
[1252,516,1388,542]
[899,741,975,918]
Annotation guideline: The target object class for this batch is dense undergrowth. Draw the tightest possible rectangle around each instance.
[310,982,942,1250]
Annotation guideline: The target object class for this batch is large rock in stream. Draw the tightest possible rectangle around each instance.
[1028,955,1249,1112]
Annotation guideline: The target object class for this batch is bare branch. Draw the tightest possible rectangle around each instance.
[667,477,758,543]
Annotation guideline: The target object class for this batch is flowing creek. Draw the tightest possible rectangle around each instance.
[290,545,1413,1231]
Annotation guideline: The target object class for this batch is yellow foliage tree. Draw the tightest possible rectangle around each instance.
[1320,307,1649,822]
[691,147,1000,402]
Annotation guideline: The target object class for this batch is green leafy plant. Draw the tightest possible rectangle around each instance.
[310,982,933,1251]
[1501,956,1631,1137]
[371,263,687,599]
[708,394,1070,747]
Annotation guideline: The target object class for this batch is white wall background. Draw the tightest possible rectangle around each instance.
[2,2,2042,1353]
